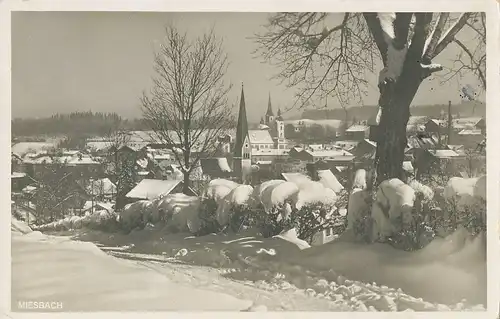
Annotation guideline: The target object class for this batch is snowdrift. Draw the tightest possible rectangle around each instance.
[296,227,486,307]
[444,176,486,210]
[11,219,254,311]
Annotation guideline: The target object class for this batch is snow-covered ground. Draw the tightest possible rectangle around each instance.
[36,221,487,312]
[11,219,257,312]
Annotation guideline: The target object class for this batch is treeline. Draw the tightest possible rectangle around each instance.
[12,111,151,138]
[301,101,485,122]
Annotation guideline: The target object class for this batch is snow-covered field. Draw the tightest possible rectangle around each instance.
[11,218,256,312]
[35,220,486,312]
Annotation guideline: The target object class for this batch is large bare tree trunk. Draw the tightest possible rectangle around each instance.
[375,69,423,184]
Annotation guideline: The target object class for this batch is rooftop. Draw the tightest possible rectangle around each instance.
[125,179,183,200]
[346,124,370,132]
[248,130,274,145]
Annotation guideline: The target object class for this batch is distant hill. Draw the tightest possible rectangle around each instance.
[297,100,486,122]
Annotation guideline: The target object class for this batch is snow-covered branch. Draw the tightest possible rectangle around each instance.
[423,13,450,61]
[428,13,472,60]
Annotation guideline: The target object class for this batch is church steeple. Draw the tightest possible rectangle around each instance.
[266,93,274,117]
[235,83,249,158]
[277,108,283,121]
[233,83,252,183]
[265,93,274,125]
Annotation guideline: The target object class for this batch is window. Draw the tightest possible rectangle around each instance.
[245,143,249,148]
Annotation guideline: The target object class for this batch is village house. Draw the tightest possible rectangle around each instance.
[406,116,428,134]
[344,124,370,141]
[11,153,25,173]
[86,178,117,202]
[251,148,290,165]
[11,172,29,193]
[200,158,233,180]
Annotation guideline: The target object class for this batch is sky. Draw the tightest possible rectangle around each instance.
[11,12,484,122]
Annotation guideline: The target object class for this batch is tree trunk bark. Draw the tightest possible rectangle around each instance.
[182,171,191,195]
[375,60,424,185]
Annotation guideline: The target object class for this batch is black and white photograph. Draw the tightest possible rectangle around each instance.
[4,0,498,314]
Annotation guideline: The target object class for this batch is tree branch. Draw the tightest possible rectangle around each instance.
[428,13,472,60]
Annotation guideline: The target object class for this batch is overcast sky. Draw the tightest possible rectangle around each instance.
[11,12,483,122]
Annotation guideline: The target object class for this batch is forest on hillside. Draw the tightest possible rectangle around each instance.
[300,101,486,122]
[12,111,239,140]
[11,111,151,138]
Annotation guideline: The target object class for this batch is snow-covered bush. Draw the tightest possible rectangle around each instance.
[240,200,347,244]
[195,197,223,236]
[119,200,153,232]
[288,202,347,244]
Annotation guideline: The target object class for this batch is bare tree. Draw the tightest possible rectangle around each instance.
[100,126,136,210]
[141,26,234,194]
[441,12,486,91]
[253,12,485,185]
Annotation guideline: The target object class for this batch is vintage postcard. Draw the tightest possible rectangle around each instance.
[1,0,499,317]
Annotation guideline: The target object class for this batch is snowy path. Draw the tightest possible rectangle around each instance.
[11,231,255,312]
[104,250,353,311]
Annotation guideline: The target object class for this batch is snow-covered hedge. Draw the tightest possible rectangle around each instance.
[34,209,119,232]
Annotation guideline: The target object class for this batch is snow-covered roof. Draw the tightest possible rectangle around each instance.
[407,116,428,126]
[452,117,483,130]
[23,156,53,164]
[363,139,377,147]
[346,124,369,132]
[86,141,111,152]
[284,119,343,129]
[136,158,149,169]
[403,161,414,172]
[407,135,438,149]
[251,148,289,156]
[126,179,182,200]
[11,172,27,179]
[82,201,114,212]
[22,185,37,193]
[427,119,446,126]
[333,141,359,151]
[11,142,57,157]
[255,160,273,165]
[308,144,323,151]
[66,156,100,165]
[86,178,116,195]
[304,149,353,158]
[248,130,274,145]
[458,129,483,136]
[428,149,462,159]
[258,124,270,130]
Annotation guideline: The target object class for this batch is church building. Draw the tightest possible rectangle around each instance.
[259,93,288,149]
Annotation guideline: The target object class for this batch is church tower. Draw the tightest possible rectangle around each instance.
[276,108,285,139]
[265,93,274,125]
[233,83,252,184]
